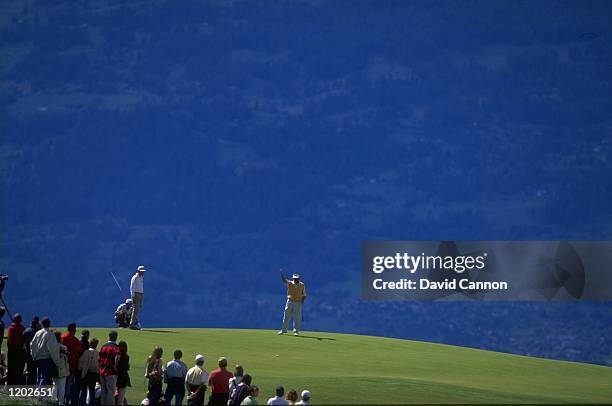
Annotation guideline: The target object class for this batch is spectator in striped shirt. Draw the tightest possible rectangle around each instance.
[98,331,120,406]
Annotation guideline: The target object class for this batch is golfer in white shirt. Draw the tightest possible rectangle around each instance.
[129,265,145,329]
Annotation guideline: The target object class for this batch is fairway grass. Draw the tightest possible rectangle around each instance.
[67,328,612,404]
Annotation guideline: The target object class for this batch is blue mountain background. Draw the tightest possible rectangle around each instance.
[1,0,612,365]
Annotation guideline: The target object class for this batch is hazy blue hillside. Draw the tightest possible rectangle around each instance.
[1,0,611,365]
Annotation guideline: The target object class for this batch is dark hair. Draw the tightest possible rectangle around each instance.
[248,385,259,396]
[89,338,99,349]
[54,331,61,343]
[41,317,50,328]
[81,329,90,338]
[286,390,298,402]
[275,386,284,397]
[31,316,40,327]
[174,349,182,359]
[242,374,252,386]
[118,341,128,354]
[67,323,77,332]
[108,330,118,342]
[0,307,5,316]
[151,346,163,359]
[12,313,22,323]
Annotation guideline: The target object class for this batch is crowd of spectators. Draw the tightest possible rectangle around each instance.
[1,309,312,406]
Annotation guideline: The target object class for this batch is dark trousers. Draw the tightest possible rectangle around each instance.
[35,358,53,385]
[68,373,81,405]
[7,349,25,384]
[148,380,163,404]
[115,312,130,328]
[187,384,204,406]
[207,393,229,406]
[25,355,37,385]
[165,377,186,405]
[82,372,98,406]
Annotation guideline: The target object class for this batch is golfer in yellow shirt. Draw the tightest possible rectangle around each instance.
[277,269,306,336]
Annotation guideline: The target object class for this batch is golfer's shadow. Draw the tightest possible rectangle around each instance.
[142,329,179,334]
[295,335,336,341]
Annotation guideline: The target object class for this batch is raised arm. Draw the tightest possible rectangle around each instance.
[279,269,289,285]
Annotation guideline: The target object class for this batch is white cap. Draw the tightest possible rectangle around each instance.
[125,299,133,304]
[292,273,300,279]
[301,390,311,399]
[137,265,146,272]
[195,354,205,362]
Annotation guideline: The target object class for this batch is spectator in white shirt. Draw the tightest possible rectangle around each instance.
[229,364,244,399]
[129,265,146,329]
[165,349,188,406]
[267,386,289,406]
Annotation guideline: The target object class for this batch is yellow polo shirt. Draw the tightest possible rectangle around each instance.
[287,281,306,301]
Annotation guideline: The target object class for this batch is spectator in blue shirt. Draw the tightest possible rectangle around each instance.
[165,349,188,405]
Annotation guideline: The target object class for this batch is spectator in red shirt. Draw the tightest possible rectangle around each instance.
[61,323,83,406]
[207,357,233,406]
[7,313,25,384]
[98,331,121,406]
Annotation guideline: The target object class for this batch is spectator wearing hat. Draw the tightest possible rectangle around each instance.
[165,349,188,405]
[267,386,289,406]
[115,299,134,328]
[295,390,310,406]
[241,385,259,406]
[23,316,41,385]
[207,357,233,406]
[61,322,84,406]
[229,373,251,406]
[98,331,121,406]
[185,354,208,406]
[277,270,307,336]
[30,317,61,385]
[7,313,25,384]
[130,265,146,329]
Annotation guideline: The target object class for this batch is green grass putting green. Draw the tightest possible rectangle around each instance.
[63,328,612,404]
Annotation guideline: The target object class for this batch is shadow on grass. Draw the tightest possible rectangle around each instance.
[295,335,336,341]
[142,329,179,334]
